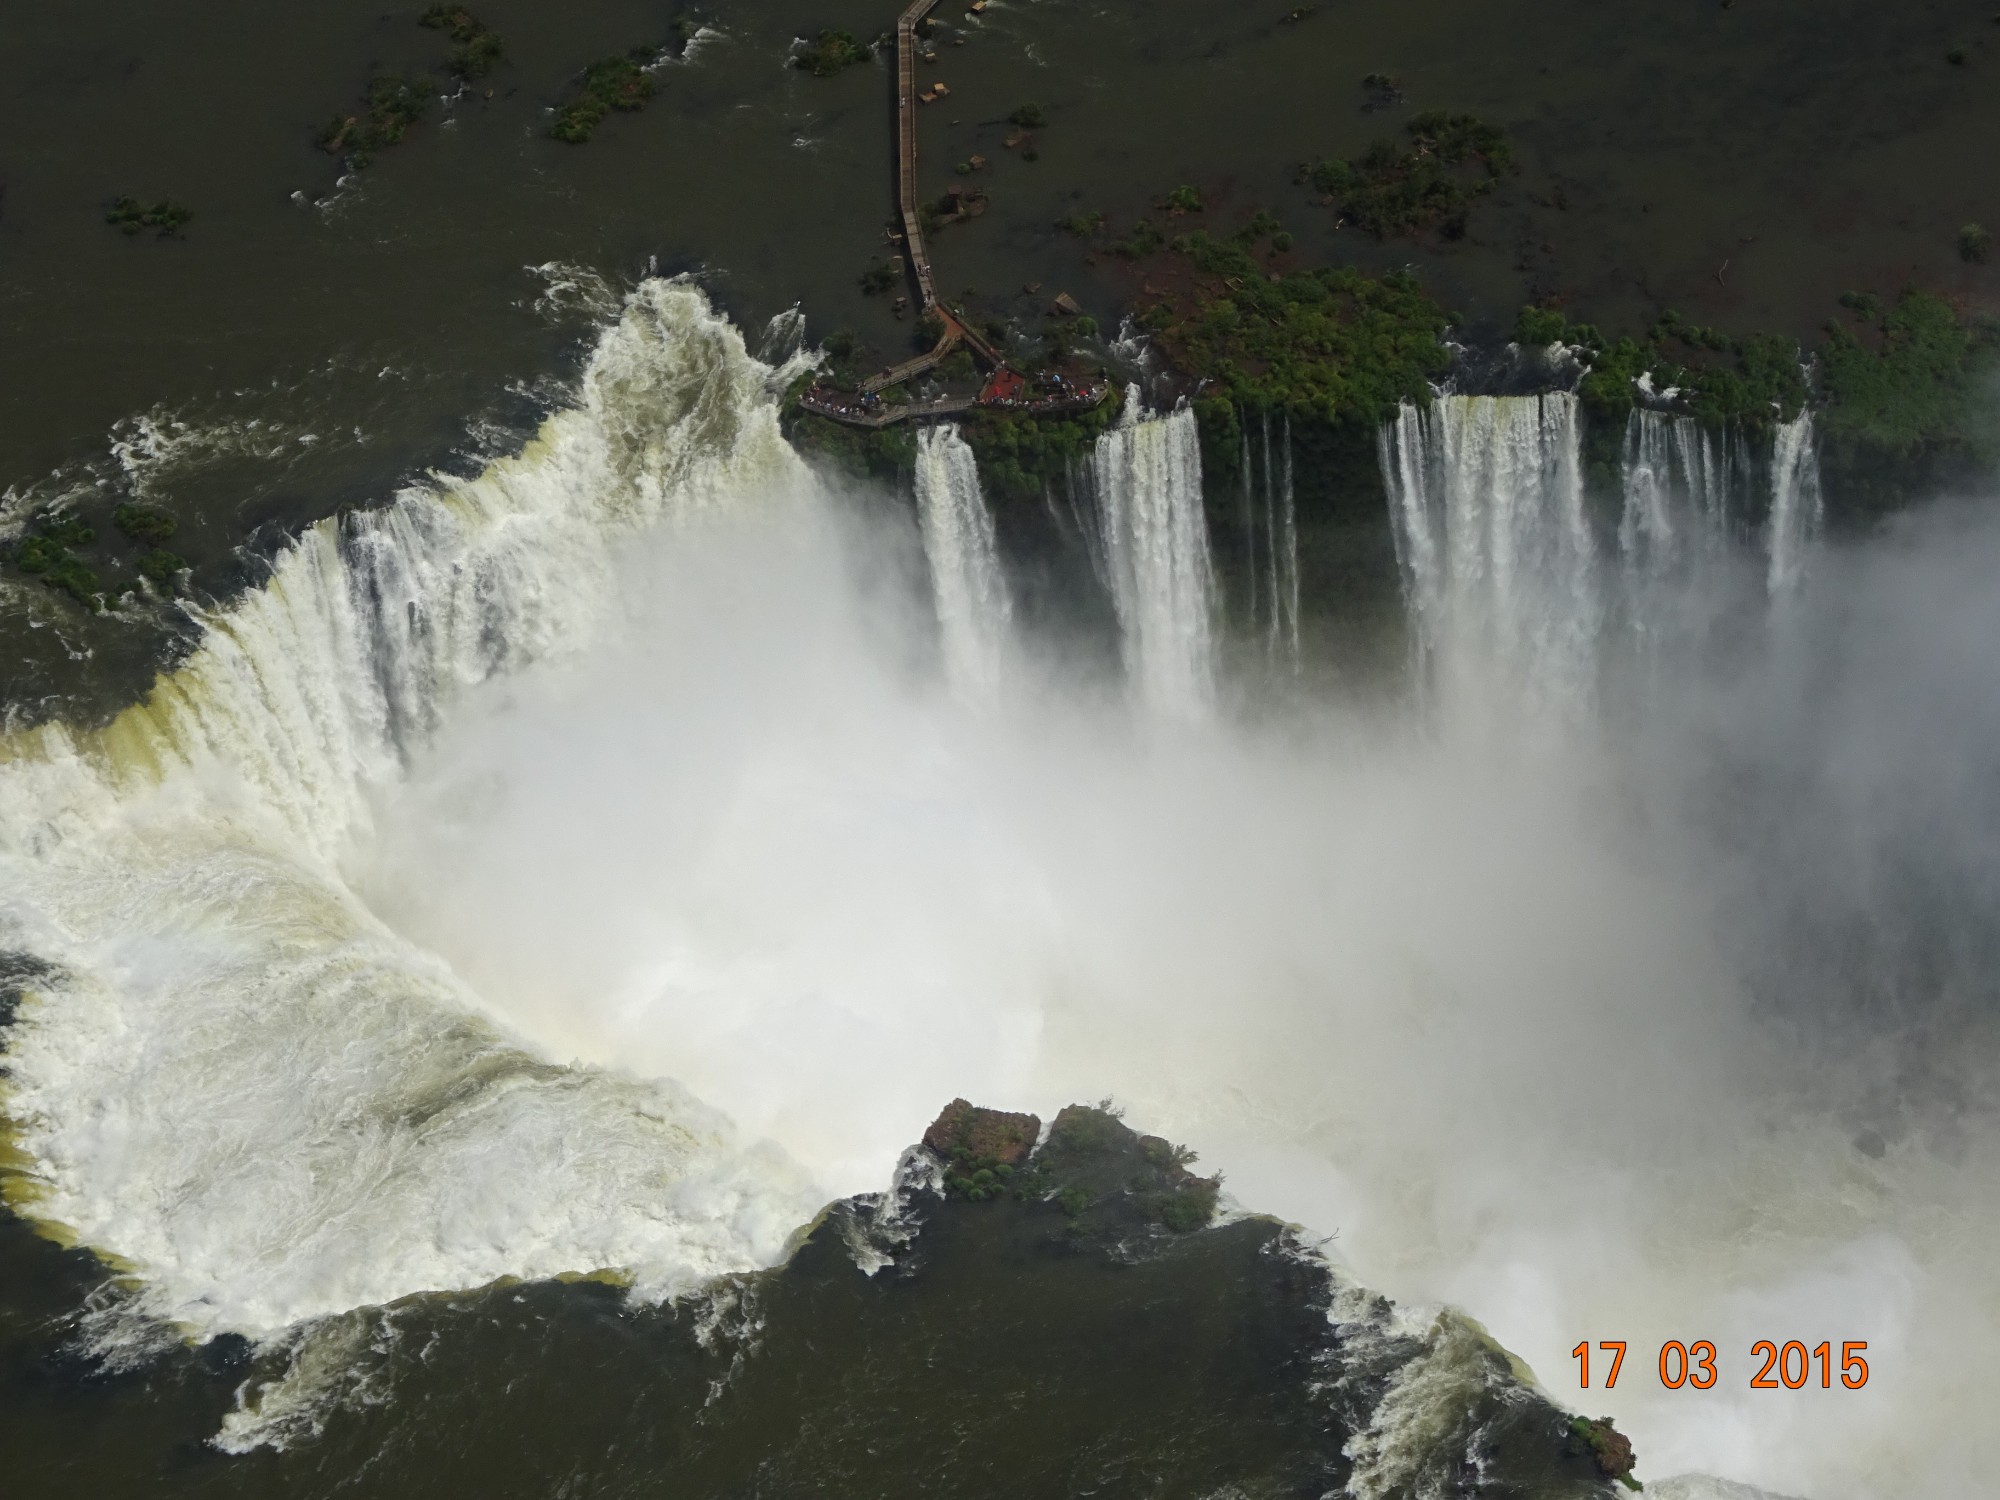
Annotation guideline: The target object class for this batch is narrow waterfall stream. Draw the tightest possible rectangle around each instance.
[1089,398,1217,717]
[913,424,1014,702]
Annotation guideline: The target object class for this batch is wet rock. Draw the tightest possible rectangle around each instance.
[1568,1415,1639,1487]
[922,1098,1039,1166]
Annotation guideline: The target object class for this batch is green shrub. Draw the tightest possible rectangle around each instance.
[1162,184,1203,213]
[859,260,899,295]
[420,6,505,78]
[113,503,179,546]
[794,30,871,77]
[550,54,656,142]
[321,74,434,165]
[105,197,192,237]
[137,549,188,588]
[1821,288,1993,454]
[1303,111,1511,240]
[1008,102,1048,129]
[1960,223,1993,264]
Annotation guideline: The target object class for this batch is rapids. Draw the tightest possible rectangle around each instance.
[3,281,1997,1499]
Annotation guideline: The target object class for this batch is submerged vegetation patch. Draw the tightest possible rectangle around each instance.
[1301,111,1513,240]
[419,5,506,81]
[6,502,193,611]
[105,197,192,238]
[320,74,434,167]
[11,514,102,609]
[550,53,658,142]
[793,29,875,77]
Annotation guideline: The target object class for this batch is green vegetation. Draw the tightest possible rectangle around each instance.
[1231,210,1284,247]
[137,549,188,588]
[793,29,872,77]
[12,515,103,609]
[1109,218,1165,258]
[1160,184,1204,214]
[550,53,657,142]
[8,503,198,609]
[320,74,434,165]
[1056,210,1104,237]
[1821,288,1997,456]
[419,6,505,79]
[1014,1104,1222,1234]
[960,387,1124,502]
[1008,102,1048,129]
[1302,111,1513,240]
[113,503,179,546]
[1960,222,1993,264]
[1567,1416,1640,1490]
[1144,231,1452,434]
[858,260,899,295]
[1512,303,1810,430]
[105,197,192,237]
[784,408,918,482]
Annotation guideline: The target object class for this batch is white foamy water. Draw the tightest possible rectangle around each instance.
[0,283,827,1379]
[1089,396,1216,717]
[1,285,1994,1500]
[913,423,1013,702]
[1239,413,1301,669]
[1383,395,1828,715]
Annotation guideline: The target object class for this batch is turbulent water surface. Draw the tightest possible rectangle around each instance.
[4,283,1999,1500]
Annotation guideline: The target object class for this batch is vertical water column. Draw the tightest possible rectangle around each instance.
[1379,393,1599,712]
[914,423,1015,703]
[1092,396,1217,718]
[1766,409,1824,597]
[1237,413,1302,669]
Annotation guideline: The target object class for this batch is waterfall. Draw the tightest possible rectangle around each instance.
[1383,394,1827,708]
[0,281,827,1411]
[1767,409,1824,596]
[1378,392,1599,710]
[1236,415,1301,668]
[1619,408,1743,579]
[1091,395,1216,717]
[913,424,1013,702]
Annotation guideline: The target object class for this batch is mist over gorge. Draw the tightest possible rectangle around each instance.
[3,5,1998,1499]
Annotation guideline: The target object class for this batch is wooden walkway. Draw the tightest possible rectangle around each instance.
[798,0,1108,424]
[894,0,946,309]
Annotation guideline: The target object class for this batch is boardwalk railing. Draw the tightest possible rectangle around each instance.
[894,0,946,310]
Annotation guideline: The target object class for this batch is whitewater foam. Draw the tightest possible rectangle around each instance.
[0,282,827,1375]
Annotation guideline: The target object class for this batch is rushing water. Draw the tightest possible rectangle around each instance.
[913,424,1013,703]
[1380,395,1826,716]
[1239,413,1302,671]
[4,284,1997,1500]
[1087,396,1217,718]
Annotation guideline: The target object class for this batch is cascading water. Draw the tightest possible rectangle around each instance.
[913,424,1013,702]
[1383,394,1826,708]
[1090,395,1216,716]
[1238,413,1301,669]
[1767,409,1824,596]
[1379,392,1599,712]
[2,280,1990,1500]
[0,282,826,1442]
